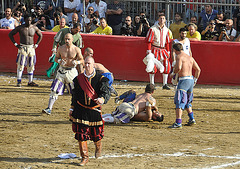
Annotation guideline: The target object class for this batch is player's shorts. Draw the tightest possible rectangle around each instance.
[72,123,104,142]
[16,44,36,72]
[112,102,137,123]
[102,72,113,86]
[51,66,78,95]
[151,46,171,74]
[174,76,194,110]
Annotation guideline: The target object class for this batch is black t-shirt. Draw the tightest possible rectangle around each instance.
[107,2,124,26]
[202,30,219,40]
[121,24,137,36]
[233,7,240,31]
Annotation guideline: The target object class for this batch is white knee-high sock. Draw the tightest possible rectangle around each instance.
[162,73,168,85]
[149,74,155,85]
[17,69,23,82]
[48,96,57,110]
[28,72,33,83]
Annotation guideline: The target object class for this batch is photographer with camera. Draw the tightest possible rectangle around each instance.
[137,11,150,37]
[215,11,227,34]
[36,14,52,31]
[219,19,237,41]
[82,6,99,33]
[44,0,64,20]
[121,16,136,36]
[201,20,219,41]
[53,7,69,26]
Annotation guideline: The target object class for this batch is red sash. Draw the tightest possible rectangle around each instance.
[77,73,98,101]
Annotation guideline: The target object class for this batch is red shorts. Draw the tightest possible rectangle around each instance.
[151,47,171,74]
[72,123,104,142]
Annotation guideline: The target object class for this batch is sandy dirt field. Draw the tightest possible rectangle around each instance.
[0,73,240,169]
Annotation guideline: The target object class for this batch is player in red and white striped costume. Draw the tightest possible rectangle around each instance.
[146,14,171,90]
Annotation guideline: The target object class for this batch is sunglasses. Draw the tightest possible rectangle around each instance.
[125,20,130,21]
[88,9,93,11]
[210,23,215,25]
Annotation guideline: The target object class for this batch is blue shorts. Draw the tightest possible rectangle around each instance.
[102,72,113,86]
[174,76,194,110]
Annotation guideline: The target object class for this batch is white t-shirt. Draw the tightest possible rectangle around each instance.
[90,1,107,18]
[223,28,237,41]
[64,0,81,22]
[173,38,191,56]
[0,17,16,29]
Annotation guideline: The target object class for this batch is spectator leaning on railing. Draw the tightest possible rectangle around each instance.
[186,23,201,41]
[91,17,112,35]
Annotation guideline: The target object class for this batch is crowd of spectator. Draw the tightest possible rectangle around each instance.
[0,0,240,41]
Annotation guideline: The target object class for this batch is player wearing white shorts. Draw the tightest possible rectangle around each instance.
[42,33,84,115]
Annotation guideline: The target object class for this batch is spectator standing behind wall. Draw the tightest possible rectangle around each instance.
[218,19,237,41]
[90,0,107,18]
[49,18,69,32]
[106,0,124,35]
[201,20,219,41]
[137,11,150,37]
[121,16,137,36]
[64,0,80,23]
[215,11,227,34]
[186,23,201,41]
[233,2,240,34]
[44,0,64,20]
[91,17,112,35]
[0,8,18,29]
[190,16,203,33]
[198,4,218,30]
[53,7,69,26]
[169,12,186,39]
[82,7,100,33]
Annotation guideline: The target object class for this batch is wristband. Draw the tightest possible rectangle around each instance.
[69,108,74,111]
[57,59,61,63]
[34,44,38,48]
[14,43,18,46]
[52,48,57,52]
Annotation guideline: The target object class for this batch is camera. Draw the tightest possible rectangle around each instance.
[90,14,98,25]
[221,27,226,32]
[140,14,147,24]
[54,11,60,18]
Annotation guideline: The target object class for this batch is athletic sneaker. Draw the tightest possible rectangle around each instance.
[168,122,182,129]
[42,108,51,115]
[186,119,196,126]
[28,82,39,87]
[162,84,171,90]
[110,86,118,96]
[17,82,22,87]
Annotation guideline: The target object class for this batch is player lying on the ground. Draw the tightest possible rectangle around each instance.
[103,84,164,123]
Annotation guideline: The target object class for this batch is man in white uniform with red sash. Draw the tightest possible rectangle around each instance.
[69,56,110,166]
[145,13,171,90]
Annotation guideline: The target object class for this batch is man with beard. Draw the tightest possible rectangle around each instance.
[171,27,192,87]
[42,33,84,115]
[9,14,42,87]
[169,12,186,39]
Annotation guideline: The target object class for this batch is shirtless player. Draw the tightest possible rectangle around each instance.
[103,84,162,123]
[42,33,84,115]
[84,47,118,96]
[169,43,201,128]
[9,14,42,87]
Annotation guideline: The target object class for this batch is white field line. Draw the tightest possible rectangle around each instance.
[96,152,240,168]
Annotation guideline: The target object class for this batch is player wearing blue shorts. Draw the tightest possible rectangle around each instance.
[169,43,201,129]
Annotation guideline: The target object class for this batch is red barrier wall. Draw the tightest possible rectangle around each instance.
[1,29,240,85]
